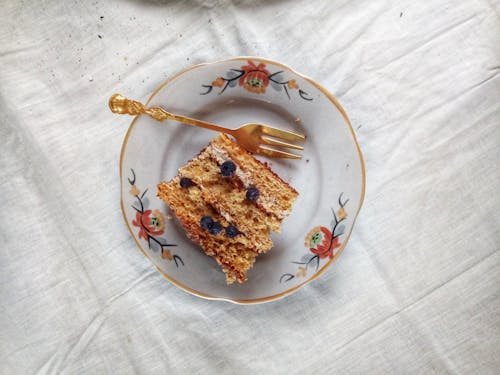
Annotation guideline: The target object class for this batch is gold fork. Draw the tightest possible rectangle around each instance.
[109,93,305,159]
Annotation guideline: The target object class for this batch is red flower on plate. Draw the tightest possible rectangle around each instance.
[239,60,270,94]
[305,226,341,259]
[132,209,165,240]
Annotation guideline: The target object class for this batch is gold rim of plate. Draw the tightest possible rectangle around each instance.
[119,56,366,304]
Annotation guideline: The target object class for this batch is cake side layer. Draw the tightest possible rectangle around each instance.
[190,147,282,232]
[178,152,281,244]
[211,134,299,219]
[157,179,258,283]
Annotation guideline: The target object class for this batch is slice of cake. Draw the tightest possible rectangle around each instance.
[157,134,298,284]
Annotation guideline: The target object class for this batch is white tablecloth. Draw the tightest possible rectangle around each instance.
[1,0,499,373]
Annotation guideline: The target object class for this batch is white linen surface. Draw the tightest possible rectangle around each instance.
[1,0,499,373]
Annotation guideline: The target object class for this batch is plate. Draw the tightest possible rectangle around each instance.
[120,57,365,304]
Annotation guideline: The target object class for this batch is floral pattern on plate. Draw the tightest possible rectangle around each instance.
[280,193,349,283]
[128,169,184,267]
[201,59,313,101]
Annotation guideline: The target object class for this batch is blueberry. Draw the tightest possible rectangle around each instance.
[180,177,194,188]
[209,221,223,235]
[246,187,260,202]
[225,225,239,238]
[220,160,236,177]
[200,216,213,230]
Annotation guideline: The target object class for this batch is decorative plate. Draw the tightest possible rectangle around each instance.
[120,57,365,304]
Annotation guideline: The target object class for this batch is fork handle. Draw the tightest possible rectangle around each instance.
[109,93,235,135]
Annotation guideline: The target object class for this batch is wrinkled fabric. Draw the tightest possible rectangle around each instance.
[1,0,499,374]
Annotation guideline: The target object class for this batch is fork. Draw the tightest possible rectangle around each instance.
[109,93,305,159]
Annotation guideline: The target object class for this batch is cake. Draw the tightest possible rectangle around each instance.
[157,134,298,283]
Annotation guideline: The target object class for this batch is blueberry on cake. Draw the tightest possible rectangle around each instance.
[157,134,298,284]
